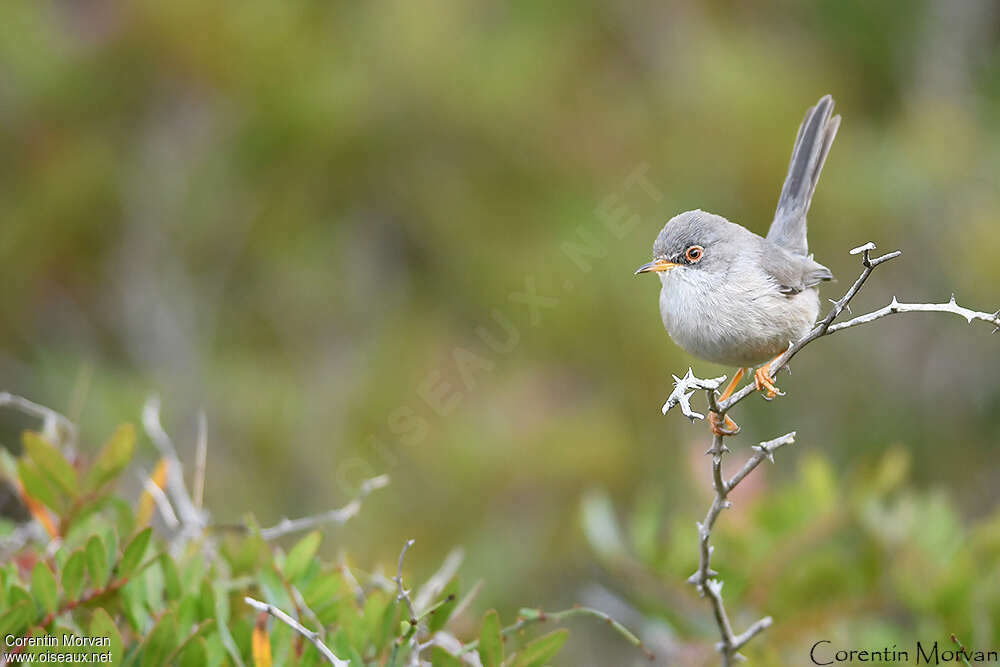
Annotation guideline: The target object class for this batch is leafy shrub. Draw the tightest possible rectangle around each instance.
[0,413,646,666]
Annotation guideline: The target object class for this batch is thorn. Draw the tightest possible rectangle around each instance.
[950,293,957,305]
[889,296,899,309]
[708,545,714,557]
[849,241,876,255]
[722,500,732,509]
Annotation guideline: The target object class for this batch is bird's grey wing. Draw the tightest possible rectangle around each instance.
[760,242,833,295]
[766,95,841,256]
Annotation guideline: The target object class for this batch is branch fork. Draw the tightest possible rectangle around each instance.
[661,241,998,665]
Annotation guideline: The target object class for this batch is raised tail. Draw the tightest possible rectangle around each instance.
[766,95,841,256]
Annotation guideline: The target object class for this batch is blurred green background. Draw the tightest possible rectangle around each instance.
[2,0,999,664]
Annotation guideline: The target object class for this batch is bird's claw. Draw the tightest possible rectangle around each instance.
[754,366,784,400]
[708,411,740,436]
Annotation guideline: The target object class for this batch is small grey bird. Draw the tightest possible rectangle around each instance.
[636,95,840,435]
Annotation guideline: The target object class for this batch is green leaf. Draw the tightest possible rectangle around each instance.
[18,459,62,513]
[427,577,459,634]
[86,535,110,588]
[118,527,152,578]
[477,610,503,667]
[430,645,464,667]
[31,562,59,614]
[86,423,136,491]
[163,619,214,666]
[511,629,569,667]
[90,608,123,665]
[120,578,150,633]
[178,637,207,667]
[62,550,86,601]
[7,585,33,609]
[140,611,176,667]
[23,431,78,498]
[213,580,244,667]
[373,590,400,651]
[160,553,182,601]
[52,626,89,658]
[283,530,322,582]
[0,600,34,637]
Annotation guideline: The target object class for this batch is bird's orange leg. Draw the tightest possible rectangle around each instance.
[754,354,786,400]
[708,368,745,436]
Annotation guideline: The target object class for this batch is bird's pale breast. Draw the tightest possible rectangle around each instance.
[658,265,819,367]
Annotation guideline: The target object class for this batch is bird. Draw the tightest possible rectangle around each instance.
[635,95,840,436]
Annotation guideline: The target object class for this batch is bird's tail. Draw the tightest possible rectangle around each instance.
[766,95,841,256]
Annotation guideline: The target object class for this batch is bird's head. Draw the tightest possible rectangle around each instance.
[634,210,735,281]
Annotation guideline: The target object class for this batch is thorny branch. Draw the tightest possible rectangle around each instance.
[715,243,998,414]
[662,242,1000,665]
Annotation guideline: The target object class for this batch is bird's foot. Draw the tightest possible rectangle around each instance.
[754,365,784,400]
[708,411,740,436]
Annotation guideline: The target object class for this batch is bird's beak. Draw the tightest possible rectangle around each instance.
[634,258,678,275]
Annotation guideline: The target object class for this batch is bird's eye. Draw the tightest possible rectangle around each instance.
[685,245,704,263]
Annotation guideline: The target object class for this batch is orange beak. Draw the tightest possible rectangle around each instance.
[634,258,679,275]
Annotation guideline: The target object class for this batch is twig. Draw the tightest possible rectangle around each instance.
[0,392,77,453]
[450,579,484,622]
[393,539,420,666]
[244,596,348,666]
[339,558,366,606]
[459,606,653,660]
[194,410,208,510]
[662,371,727,421]
[826,296,1000,335]
[258,474,390,540]
[142,396,205,534]
[727,433,797,490]
[950,633,973,667]
[138,470,180,530]
[689,433,794,665]
[394,539,418,622]
[414,547,464,611]
[714,244,997,415]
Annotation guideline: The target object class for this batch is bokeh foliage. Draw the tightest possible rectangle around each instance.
[1,426,606,666]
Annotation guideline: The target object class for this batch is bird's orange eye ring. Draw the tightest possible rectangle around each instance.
[685,245,704,263]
